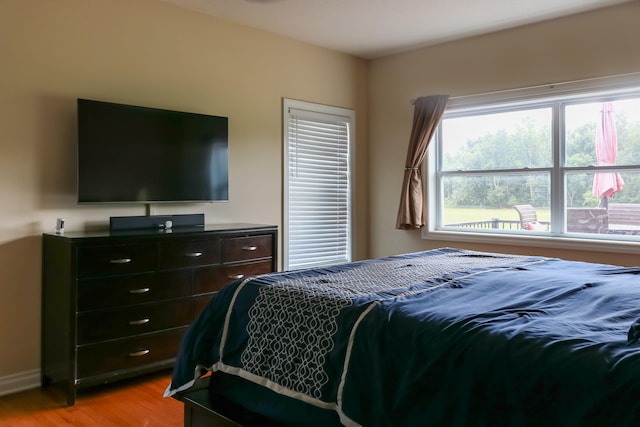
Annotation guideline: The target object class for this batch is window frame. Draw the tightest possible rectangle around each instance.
[283,98,355,270]
[423,74,640,254]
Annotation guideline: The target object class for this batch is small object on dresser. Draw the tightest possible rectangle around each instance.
[55,218,65,234]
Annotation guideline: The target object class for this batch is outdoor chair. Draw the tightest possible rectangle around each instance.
[566,207,608,233]
[513,204,546,230]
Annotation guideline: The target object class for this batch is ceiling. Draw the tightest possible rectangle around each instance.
[160,0,632,59]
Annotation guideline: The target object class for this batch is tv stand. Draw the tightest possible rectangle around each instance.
[41,223,277,405]
[109,213,205,231]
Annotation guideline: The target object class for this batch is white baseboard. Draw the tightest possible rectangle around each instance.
[0,369,41,397]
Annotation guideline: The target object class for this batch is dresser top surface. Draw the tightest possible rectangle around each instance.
[43,223,277,240]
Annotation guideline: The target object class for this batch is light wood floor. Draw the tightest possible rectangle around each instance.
[0,370,183,426]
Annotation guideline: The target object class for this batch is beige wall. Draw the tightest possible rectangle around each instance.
[368,2,640,262]
[0,0,368,383]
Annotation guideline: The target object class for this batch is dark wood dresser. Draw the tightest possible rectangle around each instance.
[41,223,277,405]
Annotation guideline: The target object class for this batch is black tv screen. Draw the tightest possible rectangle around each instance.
[77,98,228,204]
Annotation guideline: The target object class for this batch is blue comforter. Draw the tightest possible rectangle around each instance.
[166,248,640,426]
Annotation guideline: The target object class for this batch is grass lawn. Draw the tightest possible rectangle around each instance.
[444,207,550,224]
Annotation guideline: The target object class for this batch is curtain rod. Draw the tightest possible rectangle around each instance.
[409,72,640,105]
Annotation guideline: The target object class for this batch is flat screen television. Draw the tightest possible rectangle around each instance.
[77,98,229,204]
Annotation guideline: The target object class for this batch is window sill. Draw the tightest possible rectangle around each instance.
[421,228,640,255]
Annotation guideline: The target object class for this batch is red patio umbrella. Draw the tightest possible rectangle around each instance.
[592,102,624,206]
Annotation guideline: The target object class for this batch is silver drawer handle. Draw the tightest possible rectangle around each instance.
[185,252,203,257]
[129,318,150,325]
[229,274,244,280]
[129,349,150,357]
[242,245,258,251]
[110,258,132,264]
[129,288,150,294]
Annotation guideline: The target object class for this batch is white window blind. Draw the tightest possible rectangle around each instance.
[284,100,354,270]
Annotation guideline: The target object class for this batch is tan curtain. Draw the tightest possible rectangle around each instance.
[395,95,449,230]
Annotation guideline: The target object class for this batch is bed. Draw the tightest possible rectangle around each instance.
[165,247,640,426]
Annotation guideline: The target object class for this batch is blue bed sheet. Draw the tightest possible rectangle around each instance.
[166,248,640,426]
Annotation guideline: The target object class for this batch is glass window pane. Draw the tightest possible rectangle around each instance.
[441,173,550,231]
[441,108,553,171]
[566,171,640,235]
[565,170,640,207]
[565,98,640,168]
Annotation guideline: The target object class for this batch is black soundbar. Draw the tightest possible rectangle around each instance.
[109,213,205,231]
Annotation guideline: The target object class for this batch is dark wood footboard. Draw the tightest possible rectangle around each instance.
[176,377,282,427]
[180,385,241,427]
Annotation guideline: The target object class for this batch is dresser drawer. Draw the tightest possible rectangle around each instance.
[78,271,191,311]
[77,328,187,379]
[193,260,272,295]
[77,299,193,344]
[223,235,273,262]
[220,260,273,286]
[159,238,220,270]
[77,244,156,278]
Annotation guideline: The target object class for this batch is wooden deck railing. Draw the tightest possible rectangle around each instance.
[446,204,640,235]
[445,219,521,230]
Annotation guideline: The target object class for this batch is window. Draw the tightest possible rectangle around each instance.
[427,75,640,248]
[283,99,354,270]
